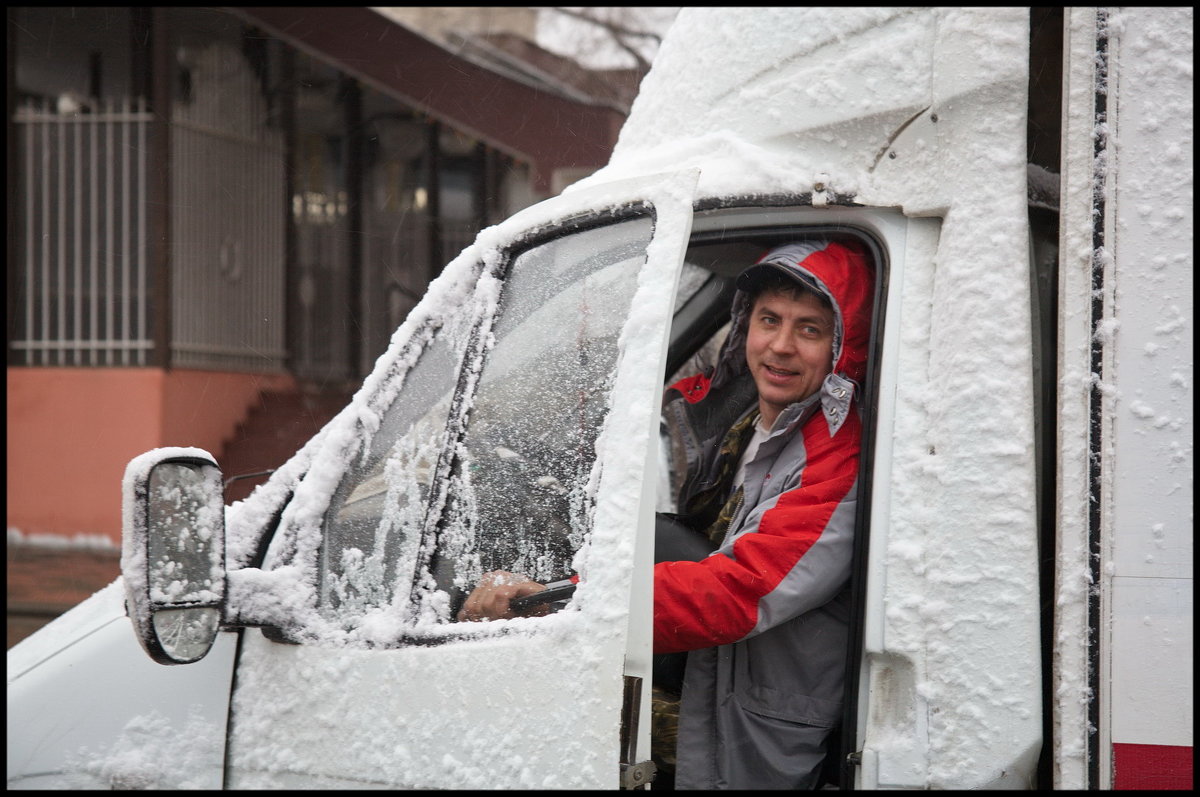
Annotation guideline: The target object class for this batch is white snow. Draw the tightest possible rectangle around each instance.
[61,706,224,790]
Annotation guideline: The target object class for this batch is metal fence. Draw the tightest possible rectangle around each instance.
[13,42,288,372]
[12,98,153,366]
[170,96,287,373]
[13,79,469,377]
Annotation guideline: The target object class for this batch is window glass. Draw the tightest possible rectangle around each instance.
[319,326,461,620]
[428,215,655,617]
[674,261,713,313]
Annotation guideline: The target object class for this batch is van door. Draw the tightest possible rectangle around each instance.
[222,172,696,789]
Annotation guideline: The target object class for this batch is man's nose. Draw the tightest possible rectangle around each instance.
[767,328,798,355]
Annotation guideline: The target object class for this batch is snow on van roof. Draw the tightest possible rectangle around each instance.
[573,7,1030,213]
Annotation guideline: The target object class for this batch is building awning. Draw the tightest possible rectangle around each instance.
[228,7,627,192]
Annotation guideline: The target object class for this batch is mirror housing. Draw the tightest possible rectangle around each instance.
[121,448,227,664]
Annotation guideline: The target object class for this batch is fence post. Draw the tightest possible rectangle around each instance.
[342,73,364,380]
[282,46,299,378]
[7,9,20,365]
[138,8,172,370]
[426,120,442,285]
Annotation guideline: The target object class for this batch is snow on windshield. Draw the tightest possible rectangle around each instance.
[212,154,695,643]
[211,174,691,788]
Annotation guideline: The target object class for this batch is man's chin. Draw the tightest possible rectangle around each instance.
[755,376,799,400]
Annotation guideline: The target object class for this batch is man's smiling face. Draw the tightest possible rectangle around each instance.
[744,287,835,428]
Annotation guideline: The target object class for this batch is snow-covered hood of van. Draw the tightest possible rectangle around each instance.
[571,7,1029,215]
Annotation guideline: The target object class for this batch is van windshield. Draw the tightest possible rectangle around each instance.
[316,213,656,628]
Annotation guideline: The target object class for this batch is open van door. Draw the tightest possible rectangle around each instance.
[586,7,1044,789]
[217,171,697,789]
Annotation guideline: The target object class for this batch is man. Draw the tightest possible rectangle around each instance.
[460,239,875,790]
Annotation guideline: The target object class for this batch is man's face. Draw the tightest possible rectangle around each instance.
[745,288,836,427]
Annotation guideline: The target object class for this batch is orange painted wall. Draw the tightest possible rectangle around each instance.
[6,367,292,544]
[160,369,294,450]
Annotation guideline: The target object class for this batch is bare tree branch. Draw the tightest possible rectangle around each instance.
[549,6,665,44]
[544,6,672,74]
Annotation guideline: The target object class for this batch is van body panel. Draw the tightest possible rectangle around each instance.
[227,624,623,789]
[1055,6,1194,789]
[6,582,235,790]
[1102,9,1193,780]
[579,7,1031,216]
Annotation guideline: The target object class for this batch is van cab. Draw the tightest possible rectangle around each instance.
[8,7,1191,790]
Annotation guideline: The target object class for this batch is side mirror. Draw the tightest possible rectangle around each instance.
[122,448,227,665]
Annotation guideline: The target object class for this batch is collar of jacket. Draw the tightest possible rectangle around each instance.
[769,372,856,438]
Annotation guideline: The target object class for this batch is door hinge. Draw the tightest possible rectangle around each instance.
[620,760,658,790]
[619,675,657,789]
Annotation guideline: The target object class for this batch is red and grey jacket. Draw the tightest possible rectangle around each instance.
[657,239,874,789]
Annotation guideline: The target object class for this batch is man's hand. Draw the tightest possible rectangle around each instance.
[457,570,548,622]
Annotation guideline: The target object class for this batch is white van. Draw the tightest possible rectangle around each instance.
[8,7,1191,790]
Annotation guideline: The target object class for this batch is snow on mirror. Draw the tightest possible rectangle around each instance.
[429,214,655,621]
[139,458,226,664]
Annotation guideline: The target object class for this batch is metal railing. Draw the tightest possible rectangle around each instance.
[170,117,286,373]
[12,98,153,366]
[13,42,288,372]
[13,78,468,376]
[169,37,287,373]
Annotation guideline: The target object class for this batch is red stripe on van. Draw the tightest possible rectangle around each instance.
[1113,743,1193,790]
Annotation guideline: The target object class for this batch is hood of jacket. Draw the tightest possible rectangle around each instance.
[711,238,875,436]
